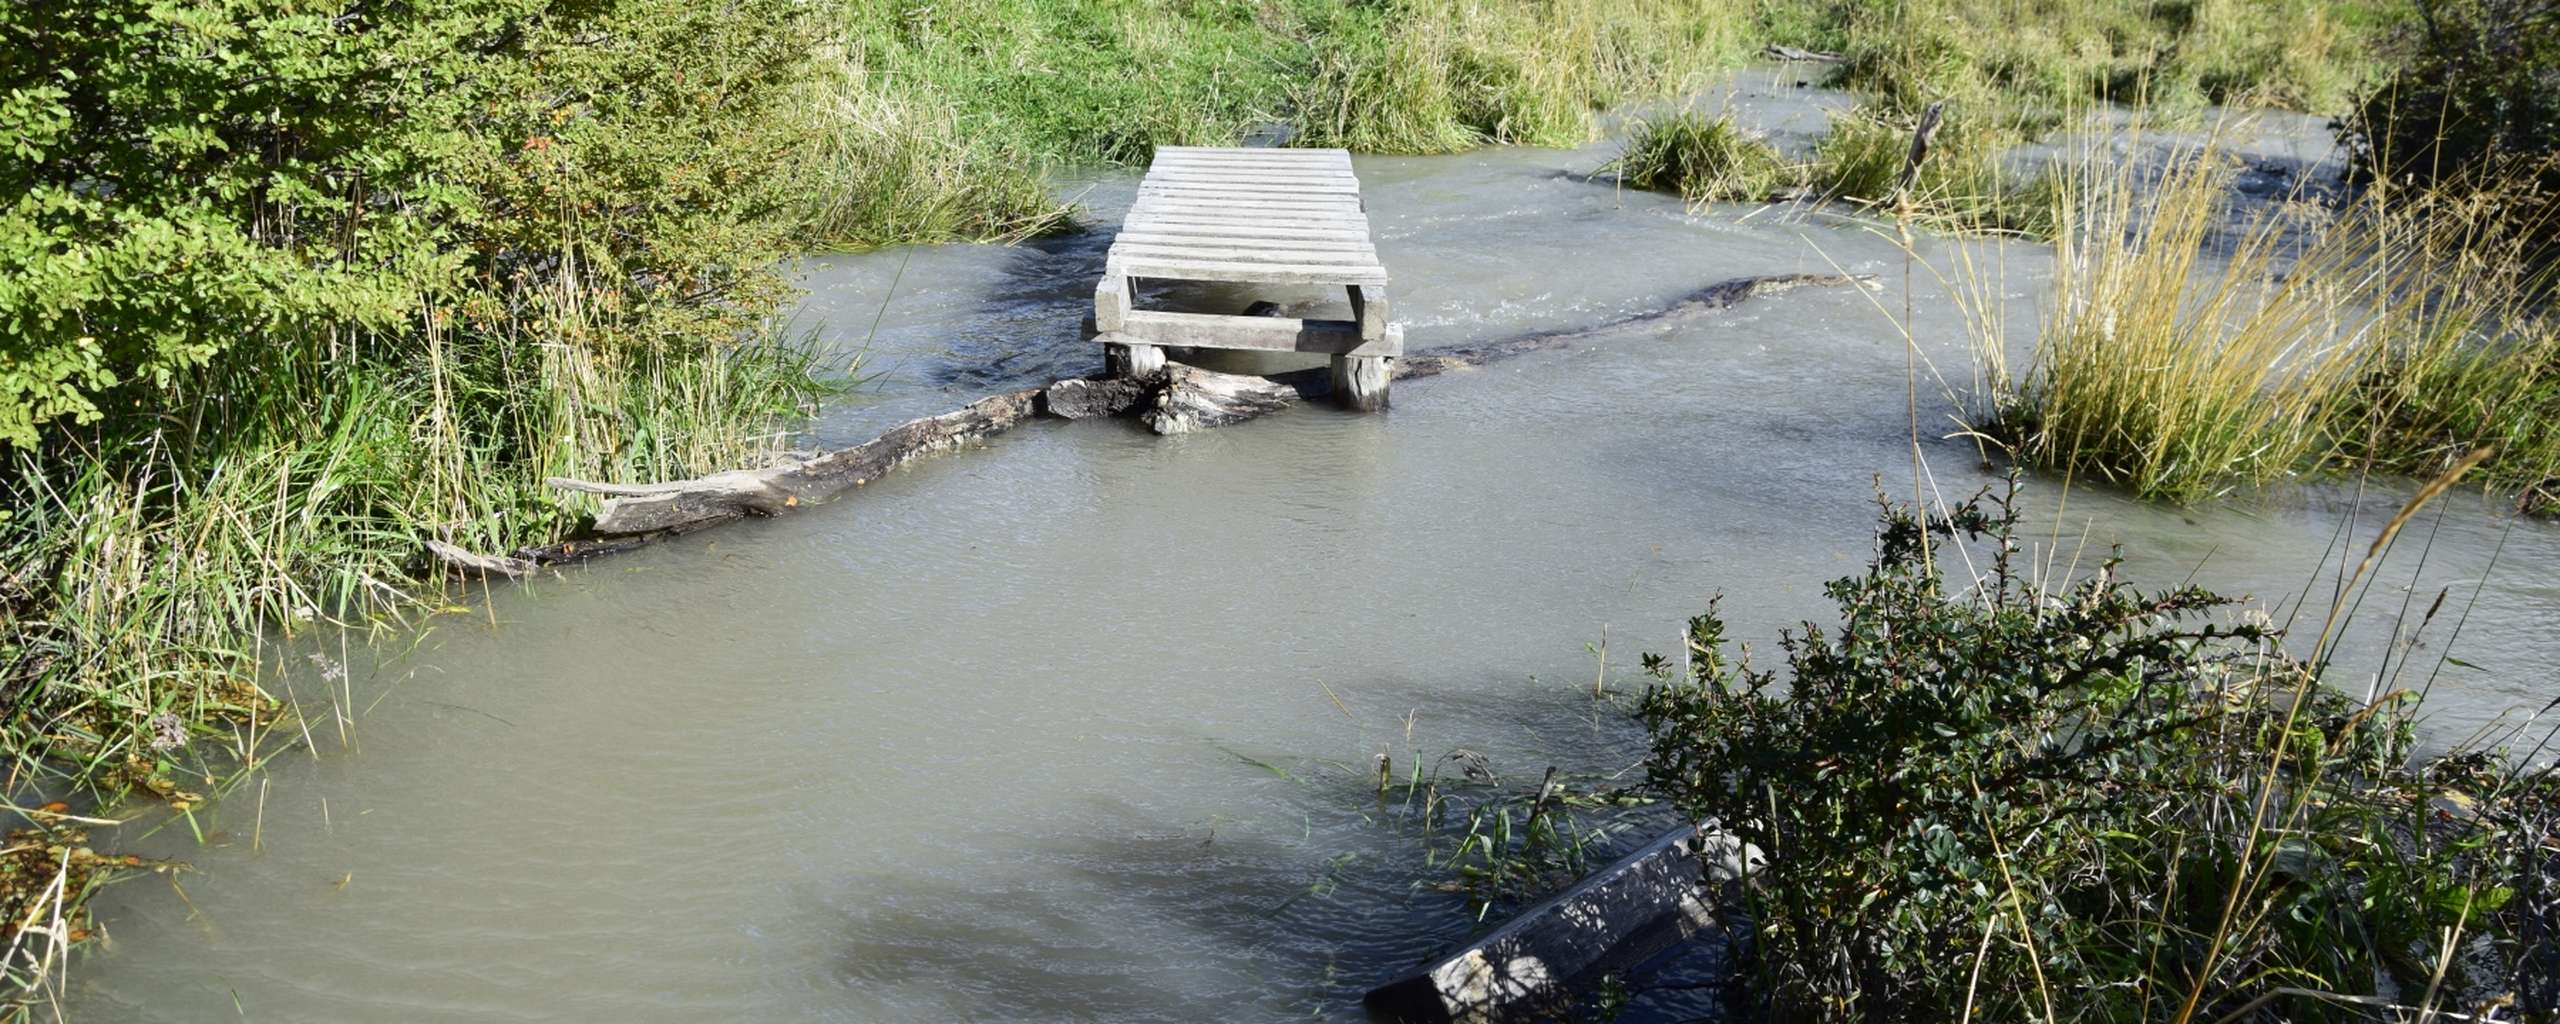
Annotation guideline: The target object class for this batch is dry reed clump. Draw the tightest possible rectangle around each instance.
[1292,0,1758,153]
[1962,131,2560,509]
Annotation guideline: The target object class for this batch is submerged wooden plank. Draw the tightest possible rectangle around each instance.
[1113,311,1400,356]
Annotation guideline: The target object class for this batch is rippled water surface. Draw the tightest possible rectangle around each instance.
[69,76,2559,1021]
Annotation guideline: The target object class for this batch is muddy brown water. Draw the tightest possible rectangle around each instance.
[65,73,2558,1021]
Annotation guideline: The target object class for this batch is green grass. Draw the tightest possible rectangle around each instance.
[816,0,1769,239]
[1806,106,2059,235]
[1609,111,1798,203]
[1290,0,1761,153]
[1804,0,2385,124]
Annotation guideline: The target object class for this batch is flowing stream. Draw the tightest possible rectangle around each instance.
[67,70,2560,1021]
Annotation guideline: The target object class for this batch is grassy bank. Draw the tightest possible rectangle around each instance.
[1602,0,2396,230]
[811,0,1775,246]
[1,1,847,995]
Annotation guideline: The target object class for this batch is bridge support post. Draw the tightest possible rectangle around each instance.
[1330,353,1391,411]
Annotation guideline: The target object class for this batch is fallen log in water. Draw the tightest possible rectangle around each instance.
[547,387,1046,537]
[1761,43,1845,63]
[1364,823,1757,1024]
[430,273,1873,576]
[1144,364,1300,434]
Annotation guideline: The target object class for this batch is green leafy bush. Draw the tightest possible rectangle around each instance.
[2345,0,2560,198]
[0,0,838,796]
[1639,484,2554,1022]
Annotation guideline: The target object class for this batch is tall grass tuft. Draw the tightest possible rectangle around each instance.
[1608,111,1797,204]
[798,45,1075,248]
[1969,128,2560,509]
[2327,185,2560,512]
[1809,107,2059,236]
[1975,146,2365,502]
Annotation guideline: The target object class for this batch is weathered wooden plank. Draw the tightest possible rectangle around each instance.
[1093,275,1130,332]
[1148,154,1348,166]
[1112,231,1376,252]
[1113,220,1375,242]
[1146,174,1361,188]
[1131,199,1372,217]
[1109,243,1381,268]
[1150,155,1352,168]
[1148,168,1359,183]
[1142,172,1358,185]
[1148,164,1357,179]
[1154,146,1349,162]
[1113,310,1401,356]
[1352,284,1389,342]
[1132,200,1365,218]
[1134,192,1362,208]
[1108,255,1388,286]
[1110,241,1378,263]
[1138,183,1364,199]
[1123,220,1374,240]
[1127,207,1373,227]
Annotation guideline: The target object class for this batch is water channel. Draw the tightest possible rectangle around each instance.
[69,70,2560,1021]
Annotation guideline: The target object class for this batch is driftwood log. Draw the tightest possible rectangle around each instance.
[431,273,1874,576]
[1761,43,1845,63]
[1364,823,1757,1024]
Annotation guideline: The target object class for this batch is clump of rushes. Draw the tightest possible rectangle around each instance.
[1640,480,2559,1023]
[1967,145,2365,501]
[1608,112,1798,204]
[1808,108,2058,236]
[2328,185,2560,513]
[1970,132,2560,510]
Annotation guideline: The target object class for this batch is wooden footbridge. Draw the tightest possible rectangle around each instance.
[1093,145,1401,410]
